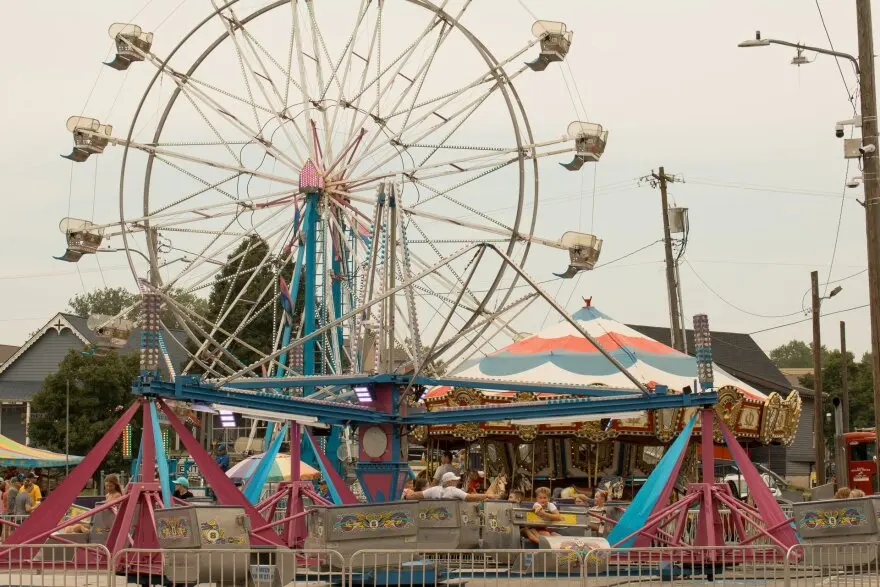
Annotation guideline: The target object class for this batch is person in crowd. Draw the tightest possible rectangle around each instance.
[467,470,485,493]
[0,478,7,515]
[316,480,331,501]
[23,475,41,505]
[589,489,608,536]
[432,451,458,486]
[104,474,124,501]
[13,482,33,517]
[522,486,563,545]
[215,444,230,472]
[6,479,19,516]
[835,486,852,499]
[851,488,866,497]
[405,472,495,501]
[173,477,194,500]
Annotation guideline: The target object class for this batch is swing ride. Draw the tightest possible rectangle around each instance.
[5,0,804,582]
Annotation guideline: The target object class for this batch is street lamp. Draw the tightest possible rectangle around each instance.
[737,30,861,73]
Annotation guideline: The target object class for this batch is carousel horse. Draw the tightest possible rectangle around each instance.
[487,474,508,498]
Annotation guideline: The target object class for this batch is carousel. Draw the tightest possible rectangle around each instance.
[416,301,802,489]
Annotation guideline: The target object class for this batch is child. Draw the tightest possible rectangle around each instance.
[508,490,524,503]
[522,487,562,545]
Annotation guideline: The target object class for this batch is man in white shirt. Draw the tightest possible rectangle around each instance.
[431,451,458,486]
[404,472,496,502]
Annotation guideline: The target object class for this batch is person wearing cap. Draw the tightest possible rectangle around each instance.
[173,477,194,500]
[214,444,230,472]
[404,472,496,502]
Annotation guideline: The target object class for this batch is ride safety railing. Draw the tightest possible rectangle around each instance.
[0,541,879,585]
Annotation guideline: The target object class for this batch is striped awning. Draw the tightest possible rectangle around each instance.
[0,435,84,468]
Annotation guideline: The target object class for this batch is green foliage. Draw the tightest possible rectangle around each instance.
[769,339,829,369]
[799,349,875,448]
[199,235,296,372]
[67,286,209,330]
[29,350,140,472]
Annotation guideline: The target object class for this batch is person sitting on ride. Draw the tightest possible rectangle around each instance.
[432,451,458,487]
[173,477,194,500]
[521,486,563,545]
[588,489,608,536]
[508,489,524,504]
[404,472,495,502]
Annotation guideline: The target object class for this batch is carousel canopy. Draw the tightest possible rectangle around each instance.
[0,435,84,468]
[427,305,769,402]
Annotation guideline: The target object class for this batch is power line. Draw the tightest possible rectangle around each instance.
[683,257,804,319]
[748,303,869,335]
[814,0,860,113]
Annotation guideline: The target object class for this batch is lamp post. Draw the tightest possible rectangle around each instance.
[740,20,880,491]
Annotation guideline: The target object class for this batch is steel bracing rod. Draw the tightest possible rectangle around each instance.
[164,215,244,291]
[102,132,300,186]
[151,154,242,204]
[97,188,301,235]
[444,292,539,373]
[333,190,564,250]
[217,3,311,165]
[184,220,294,373]
[217,242,483,383]
[383,37,538,120]
[148,172,243,216]
[487,244,650,393]
[210,0,263,132]
[160,319,227,379]
[323,0,370,149]
[402,245,483,399]
[304,0,333,161]
[334,0,454,164]
[291,0,316,162]
[169,201,295,300]
[343,0,381,148]
[327,139,569,191]
[136,48,303,173]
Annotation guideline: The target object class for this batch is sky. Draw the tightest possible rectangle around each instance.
[0,0,874,362]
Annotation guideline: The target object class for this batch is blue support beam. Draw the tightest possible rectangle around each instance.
[135,377,716,427]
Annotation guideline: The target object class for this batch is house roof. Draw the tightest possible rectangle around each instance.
[0,312,190,380]
[0,345,18,365]
[626,324,792,394]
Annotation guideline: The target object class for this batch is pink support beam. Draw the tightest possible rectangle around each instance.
[157,400,283,546]
[4,401,141,546]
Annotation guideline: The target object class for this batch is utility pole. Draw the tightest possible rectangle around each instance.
[66,379,70,475]
[841,321,850,433]
[811,271,826,486]
[855,0,880,495]
[652,167,686,352]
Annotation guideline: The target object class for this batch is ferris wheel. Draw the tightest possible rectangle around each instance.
[56,0,608,391]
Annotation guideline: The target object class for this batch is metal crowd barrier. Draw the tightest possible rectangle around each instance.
[3,542,880,585]
[0,543,111,586]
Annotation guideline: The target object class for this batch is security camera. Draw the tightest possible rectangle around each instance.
[836,123,845,138]
[860,143,877,155]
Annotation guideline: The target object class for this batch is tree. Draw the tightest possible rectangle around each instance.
[67,286,209,330]
[29,350,140,473]
[199,235,296,371]
[769,340,829,369]
[799,349,875,451]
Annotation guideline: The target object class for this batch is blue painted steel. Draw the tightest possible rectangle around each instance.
[607,413,697,547]
[305,431,344,504]
[244,422,289,504]
[136,378,717,426]
[148,401,172,507]
[303,195,318,393]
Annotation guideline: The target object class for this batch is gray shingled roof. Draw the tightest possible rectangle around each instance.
[627,324,791,393]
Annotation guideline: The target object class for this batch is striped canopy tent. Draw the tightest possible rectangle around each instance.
[420,304,801,446]
[0,435,84,468]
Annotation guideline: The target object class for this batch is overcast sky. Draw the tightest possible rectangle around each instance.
[0,0,874,361]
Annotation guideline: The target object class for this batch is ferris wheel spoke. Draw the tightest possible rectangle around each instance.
[148,171,243,216]
[210,1,265,133]
[223,5,313,165]
[291,0,316,161]
[303,0,335,161]
[320,0,369,102]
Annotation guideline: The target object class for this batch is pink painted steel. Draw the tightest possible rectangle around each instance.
[719,420,799,549]
[158,400,283,546]
[701,409,714,484]
[4,401,141,546]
